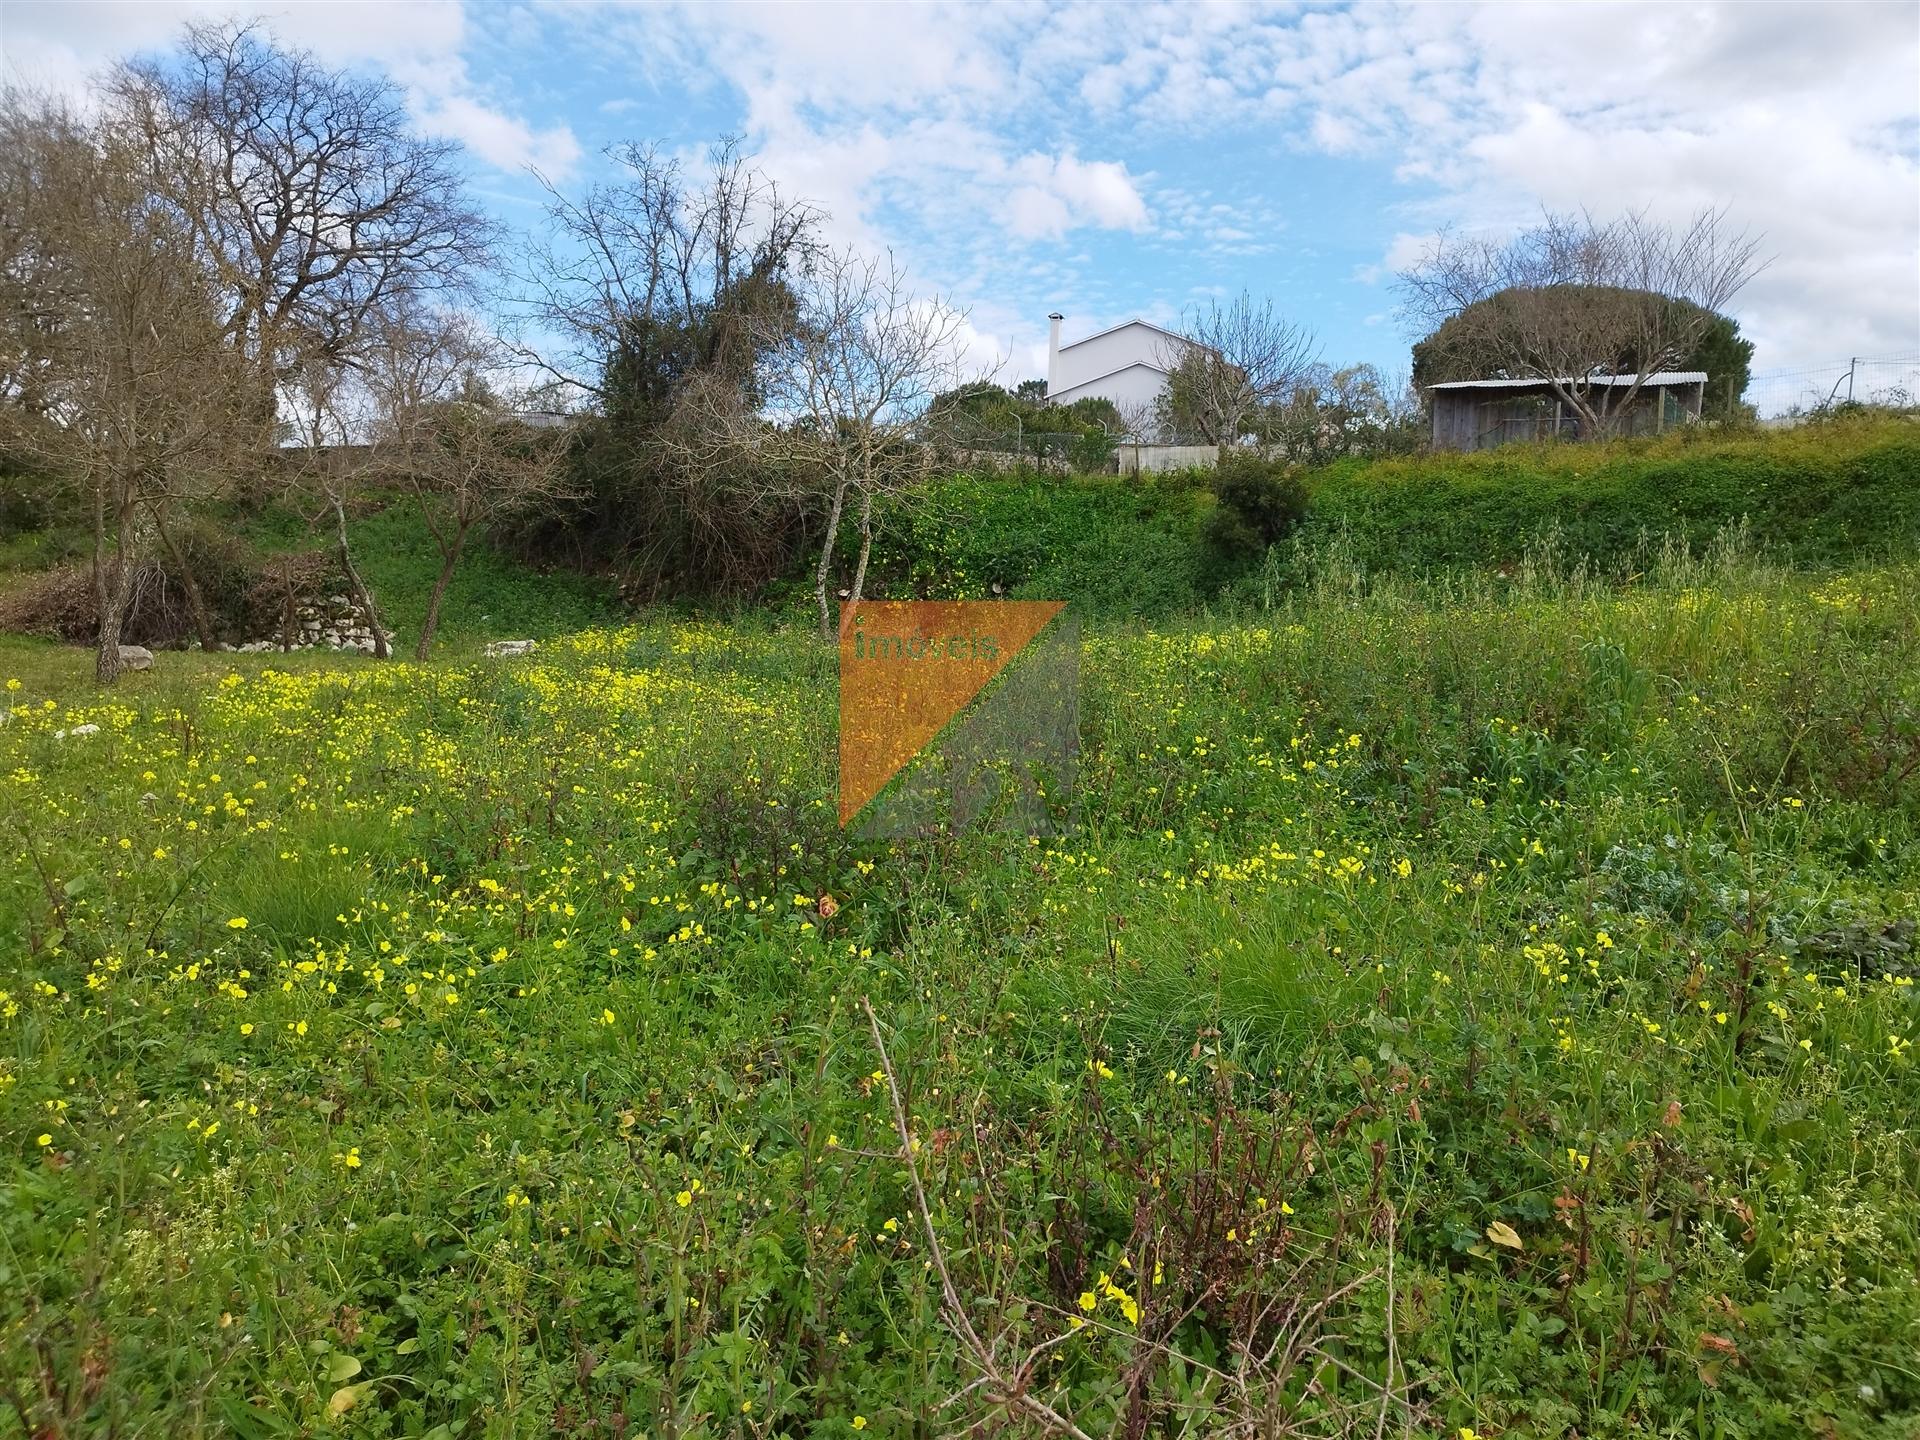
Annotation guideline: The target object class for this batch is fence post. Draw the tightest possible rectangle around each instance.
[1847,359,1857,403]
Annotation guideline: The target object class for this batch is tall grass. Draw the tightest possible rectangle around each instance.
[2,553,1916,1437]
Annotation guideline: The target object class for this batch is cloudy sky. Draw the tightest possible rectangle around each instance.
[6,0,1918,394]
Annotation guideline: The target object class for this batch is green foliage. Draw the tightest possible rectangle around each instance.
[1296,413,1920,575]
[1204,452,1308,563]
[1411,286,1757,414]
[1259,363,1426,464]
[235,493,620,647]
[861,468,1219,618]
[343,502,619,646]
[932,382,1125,470]
[3,554,1918,1436]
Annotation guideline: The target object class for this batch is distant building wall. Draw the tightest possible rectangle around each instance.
[1116,443,1218,474]
[1050,362,1174,416]
[1047,318,1197,422]
[1053,323,1189,392]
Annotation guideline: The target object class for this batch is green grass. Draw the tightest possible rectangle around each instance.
[1293,412,1920,575]
[0,488,621,657]
[243,499,623,650]
[4,548,1917,1438]
[867,415,1920,619]
[859,468,1220,618]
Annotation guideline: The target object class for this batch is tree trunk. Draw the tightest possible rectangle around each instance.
[152,507,218,653]
[94,497,137,686]
[331,493,389,659]
[90,478,111,681]
[1552,386,1602,441]
[814,478,849,642]
[848,487,875,608]
[416,525,469,661]
[95,570,128,685]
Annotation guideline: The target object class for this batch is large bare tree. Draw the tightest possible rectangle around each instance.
[515,136,818,409]
[1155,292,1319,454]
[1396,207,1766,437]
[0,89,253,683]
[110,21,495,430]
[511,138,823,592]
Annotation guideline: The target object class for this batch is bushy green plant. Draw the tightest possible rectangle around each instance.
[1204,451,1308,562]
[858,468,1219,619]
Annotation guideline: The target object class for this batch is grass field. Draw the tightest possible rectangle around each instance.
[3,547,1918,1438]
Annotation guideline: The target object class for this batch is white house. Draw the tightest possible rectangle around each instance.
[1044,313,1195,418]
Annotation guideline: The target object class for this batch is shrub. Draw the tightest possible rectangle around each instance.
[1205,451,1308,563]
[0,529,296,647]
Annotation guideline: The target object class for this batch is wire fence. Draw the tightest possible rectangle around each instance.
[933,413,1115,469]
[1741,353,1920,421]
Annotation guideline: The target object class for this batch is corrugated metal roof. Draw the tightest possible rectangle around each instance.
[1428,371,1708,391]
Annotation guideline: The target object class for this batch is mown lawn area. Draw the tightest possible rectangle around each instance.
[3,554,1917,1438]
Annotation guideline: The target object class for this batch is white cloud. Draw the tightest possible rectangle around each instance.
[578,2,1159,260]
[5,1,1914,374]
[1,0,580,180]
[1004,154,1150,239]
[403,74,582,178]
[984,0,1918,372]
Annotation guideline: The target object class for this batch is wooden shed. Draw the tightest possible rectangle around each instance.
[1428,371,1708,451]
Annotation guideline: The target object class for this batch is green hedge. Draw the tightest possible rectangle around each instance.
[1296,414,1920,573]
[861,469,1221,619]
[843,417,1919,620]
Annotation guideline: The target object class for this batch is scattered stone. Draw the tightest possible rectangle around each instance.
[485,639,538,658]
[117,645,154,671]
[56,723,102,739]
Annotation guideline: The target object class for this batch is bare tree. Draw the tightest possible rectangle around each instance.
[1396,207,1766,438]
[110,21,495,429]
[362,305,574,660]
[690,249,974,639]
[509,138,823,592]
[1267,362,1424,464]
[0,89,252,683]
[1155,291,1319,455]
[515,136,818,409]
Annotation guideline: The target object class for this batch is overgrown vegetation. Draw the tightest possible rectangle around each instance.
[5,546,1917,1437]
[815,414,1919,621]
[1293,412,1920,576]
[1204,452,1310,563]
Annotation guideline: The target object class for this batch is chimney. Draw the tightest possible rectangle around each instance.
[1046,312,1064,399]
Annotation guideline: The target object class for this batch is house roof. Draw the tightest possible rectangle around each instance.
[1427,371,1708,392]
[1058,317,1193,353]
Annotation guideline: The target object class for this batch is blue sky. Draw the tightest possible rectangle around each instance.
[8,0,1919,392]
